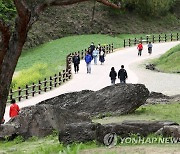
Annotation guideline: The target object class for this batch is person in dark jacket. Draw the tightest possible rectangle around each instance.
[109,67,117,85]
[118,65,128,83]
[72,52,80,73]
[89,42,95,58]
[99,47,105,65]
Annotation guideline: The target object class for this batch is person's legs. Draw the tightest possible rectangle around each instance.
[74,64,77,73]
[120,80,125,83]
[94,56,97,65]
[87,63,91,73]
[88,63,91,73]
[111,79,115,85]
[86,63,89,73]
[139,50,142,56]
[77,64,79,73]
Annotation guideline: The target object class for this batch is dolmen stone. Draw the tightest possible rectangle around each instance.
[1,83,149,139]
[40,83,150,116]
[0,104,90,139]
[59,120,179,144]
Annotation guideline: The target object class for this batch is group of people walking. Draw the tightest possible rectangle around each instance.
[72,41,153,85]
[137,42,153,56]
[109,65,128,85]
[72,42,105,74]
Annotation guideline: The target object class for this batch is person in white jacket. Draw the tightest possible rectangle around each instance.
[92,47,99,65]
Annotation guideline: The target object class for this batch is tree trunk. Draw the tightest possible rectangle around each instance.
[0,27,28,124]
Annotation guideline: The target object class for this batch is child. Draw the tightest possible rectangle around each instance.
[137,42,143,56]
[148,42,153,55]
[109,67,117,85]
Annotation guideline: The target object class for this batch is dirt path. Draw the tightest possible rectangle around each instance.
[4,41,180,122]
[80,144,180,154]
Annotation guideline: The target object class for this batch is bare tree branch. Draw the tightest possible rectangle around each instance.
[97,0,120,9]
[35,0,120,15]
[13,0,31,46]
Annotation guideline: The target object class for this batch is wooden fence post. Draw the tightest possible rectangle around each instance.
[81,50,84,59]
[165,34,167,42]
[146,35,149,44]
[18,87,21,102]
[171,33,173,41]
[25,85,28,99]
[58,72,61,85]
[32,83,35,97]
[159,35,161,42]
[63,70,66,82]
[50,76,52,90]
[140,37,142,43]
[128,39,131,47]
[44,78,47,92]
[134,38,137,45]
[38,81,41,94]
[66,69,69,81]
[152,35,155,43]
[106,45,108,52]
[54,74,57,87]
[124,39,126,48]
[111,43,113,52]
[177,33,179,41]
[68,69,71,79]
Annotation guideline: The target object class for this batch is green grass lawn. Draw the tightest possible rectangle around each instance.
[94,102,180,124]
[0,102,179,153]
[153,44,180,73]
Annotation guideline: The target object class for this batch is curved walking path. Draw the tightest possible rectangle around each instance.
[4,41,180,122]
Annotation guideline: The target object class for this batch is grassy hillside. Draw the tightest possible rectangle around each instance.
[153,44,180,73]
[25,1,180,49]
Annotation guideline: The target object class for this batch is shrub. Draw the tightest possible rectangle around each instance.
[120,0,176,17]
[12,63,50,89]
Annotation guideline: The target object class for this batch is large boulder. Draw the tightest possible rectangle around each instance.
[0,104,90,139]
[96,120,179,144]
[59,120,178,144]
[40,84,150,116]
[59,122,99,144]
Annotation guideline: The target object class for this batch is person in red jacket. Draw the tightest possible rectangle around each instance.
[9,99,20,118]
[137,42,143,56]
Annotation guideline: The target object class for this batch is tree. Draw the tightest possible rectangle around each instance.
[0,0,120,124]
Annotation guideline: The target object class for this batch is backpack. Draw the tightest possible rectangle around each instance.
[100,51,104,56]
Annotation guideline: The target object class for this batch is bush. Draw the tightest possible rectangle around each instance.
[12,63,50,89]
[121,0,176,17]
